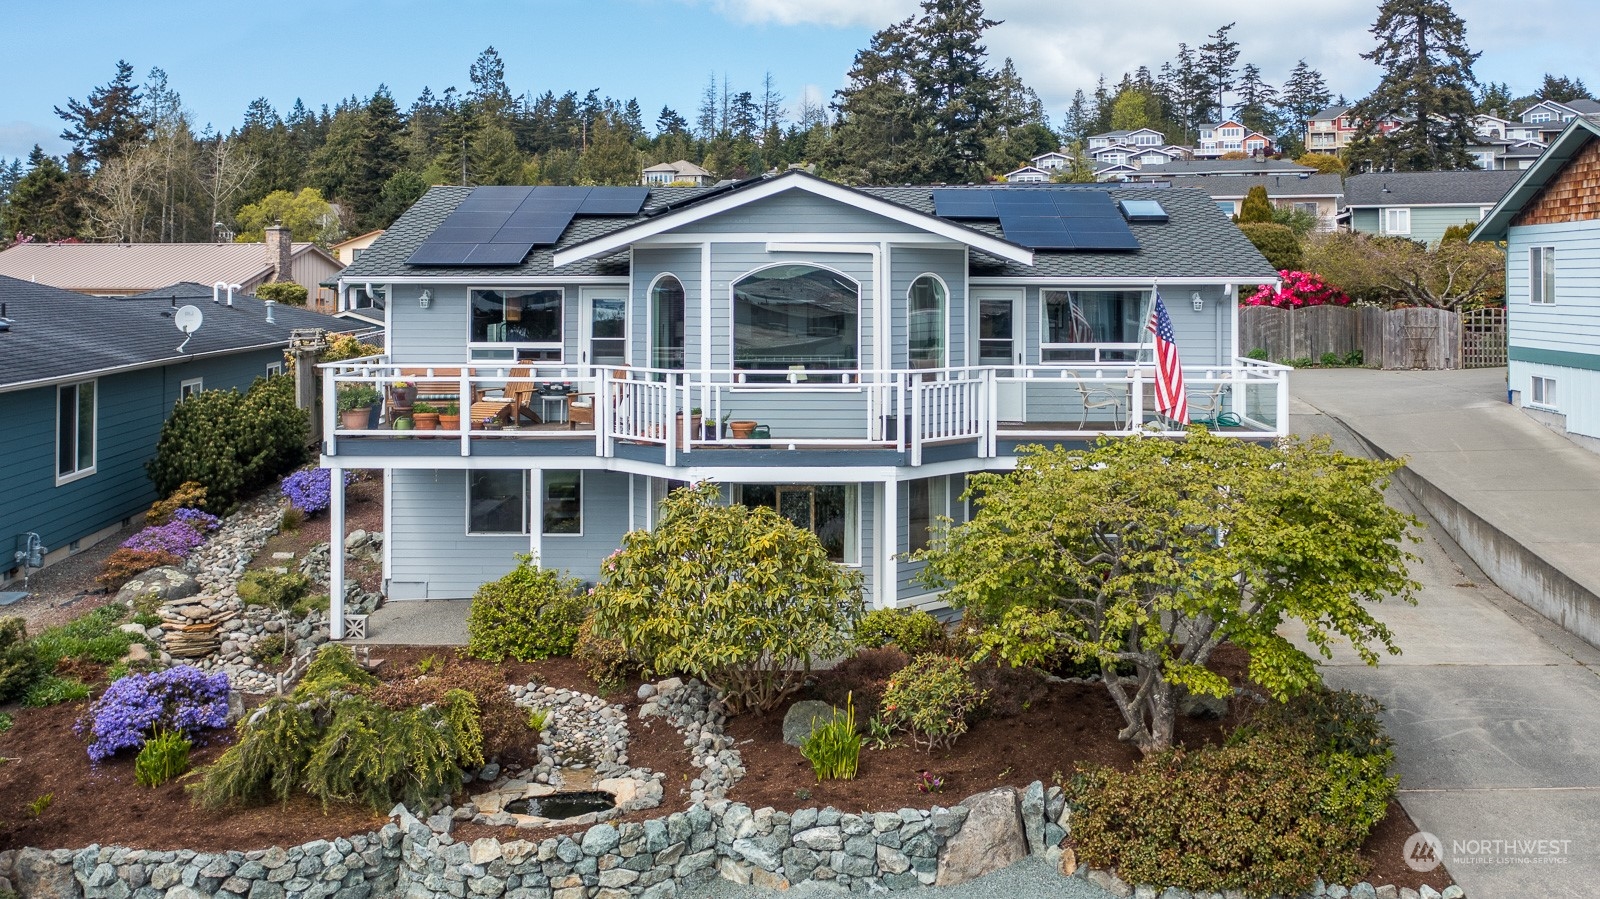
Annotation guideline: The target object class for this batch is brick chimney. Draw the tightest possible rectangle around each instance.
[264,224,293,283]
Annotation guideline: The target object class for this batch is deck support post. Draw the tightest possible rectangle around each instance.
[881,477,898,610]
[329,466,347,640]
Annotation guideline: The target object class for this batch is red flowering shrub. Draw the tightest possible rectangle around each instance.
[1243,270,1352,309]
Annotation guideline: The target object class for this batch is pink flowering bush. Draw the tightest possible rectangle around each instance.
[1243,270,1352,309]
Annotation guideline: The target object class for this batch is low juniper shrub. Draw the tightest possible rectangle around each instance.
[79,665,231,762]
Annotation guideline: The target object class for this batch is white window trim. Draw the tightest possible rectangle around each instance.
[907,272,951,370]
[1530,246,1556,305]
[907,475,952,556]
[55,379,98,486]
[728,261,864,374]
[266,362,284,377]
[1383,208,1412,235]
[1529,375,1558,409]
[1040,288,1154,365]
[465,470,528,537]
[179,377,204,401]
[542,470,584,538]
[467,286,566,362]
[732,483,862,567]
[646,272,688,370]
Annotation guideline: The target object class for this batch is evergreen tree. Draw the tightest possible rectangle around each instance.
[55,59,147,167]
[1347,0,1481,171]
[656,106,689,137]
[3,146,83,240]
[1536,74,1591,103]
[469,122,525,186]
[907,0,1003,183]
[1279,60,1333,144]
[1198,23,1240,117]
[825,16,923,184]
[578,113,643,185]
[1090,75,1113,134]
[1171,43,1210,140]
[1475,81,1514,118]
[1233,64,1280,138]
[1237,185,1274,223]
[1051,141,1098,183]
[468,47,513,119]
[1061,89,1091,144]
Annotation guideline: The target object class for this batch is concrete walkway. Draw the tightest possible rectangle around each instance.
[1294,369,1600,898]
[354,598,470,645]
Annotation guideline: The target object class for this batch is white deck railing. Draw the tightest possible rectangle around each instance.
[319,358,1290,463]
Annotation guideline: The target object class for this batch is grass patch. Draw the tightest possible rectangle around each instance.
[23,675,91,707]
[31,605,143,667]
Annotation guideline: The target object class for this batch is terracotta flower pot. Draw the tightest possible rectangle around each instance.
[675,414,703,448]
[728,420,758,440]
[413,412,440,430]
[439,414,461,431]
[340,407,371,430]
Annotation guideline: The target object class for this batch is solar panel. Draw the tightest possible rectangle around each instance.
[1119,199,1169,222]
[411,185,646,266]
[931,190,998,219]
[930,187,1141,251]
[578,187,650,215]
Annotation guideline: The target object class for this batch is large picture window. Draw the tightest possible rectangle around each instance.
[467,470,526,535]
[733,265,859,372]
[470,289,563,361]
[908,275,947,369]
[737,484,858,564]
[57,380,96,482]
[543,471,583,536]
[1042,290,1146,362]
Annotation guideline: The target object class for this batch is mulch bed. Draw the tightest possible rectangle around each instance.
[0,641,1452,891]
[251,470,386,591]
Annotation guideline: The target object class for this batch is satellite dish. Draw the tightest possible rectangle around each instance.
[175,304,203,352]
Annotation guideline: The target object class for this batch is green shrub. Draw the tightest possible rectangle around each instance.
[253,634,288,666]
[280,507,305,532]
[238,571,311,610]
[255,282,308,306]
[801,693,861,782]
[1245,347,1270,361]
[298,644,377,694]
[1237,185,1274,224]
[23,675,90,707]
[1239,222,1303,271]
[147,482,210,524]
[0,711,12,732]
[135,730,193,787]
[465,555,588,662]
[592,483,865,714]
[881,655,987,751]
[147,374,308,512]
[291,593,330,618]
[0,618,47,702]
[573,614,637,694]
[31,605,142,667]
[1068,688,1398,895]
[854,608,946,655]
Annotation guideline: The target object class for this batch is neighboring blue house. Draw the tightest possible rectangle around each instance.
[0,277,358,586]
[1341,170,1522,245]
[1473,116,1600,452]
[318,171,1288,634]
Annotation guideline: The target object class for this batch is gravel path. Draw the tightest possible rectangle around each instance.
[681,858,1113,899]
[1,521,140,632]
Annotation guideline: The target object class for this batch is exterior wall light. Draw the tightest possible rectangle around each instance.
[419,289,432,309]
[1191,291,1204,312]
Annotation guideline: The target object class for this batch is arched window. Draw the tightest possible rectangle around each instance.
[733,264,859,371]
[650,275,685,370]
[907,274,947,369]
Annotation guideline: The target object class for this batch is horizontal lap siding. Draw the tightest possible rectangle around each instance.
[1506,222,1600,357]
[891,248,967,370]
[391,285,469,362]
[2,351,285,560]
[710,245,876,370]
[699,390,875,440]
[1410,207,1484,245]
[632,248,702,369]
[1511,361,1600,439]
[388,469,525,599]
[692,191,928,234]
[540,470,631,583]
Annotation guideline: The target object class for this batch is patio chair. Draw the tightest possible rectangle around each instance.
[1075,379,1128,430]
[1188,384,1240,428]
[566,392,596,430]
[498,380,543,425]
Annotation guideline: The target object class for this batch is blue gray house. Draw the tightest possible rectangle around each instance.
[320,171,1288,633]
[1341,170,1522,245]
[0,277,357,585]
[1473,116,1600,451]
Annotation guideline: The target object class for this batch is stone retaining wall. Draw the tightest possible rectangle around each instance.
[1,782,1459,899]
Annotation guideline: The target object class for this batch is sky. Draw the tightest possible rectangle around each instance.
[3,0,1597,162]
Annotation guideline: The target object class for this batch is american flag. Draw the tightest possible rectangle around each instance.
[1147,290,1188,424]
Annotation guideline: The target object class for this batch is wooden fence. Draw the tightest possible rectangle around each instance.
[1240,306,1501,370]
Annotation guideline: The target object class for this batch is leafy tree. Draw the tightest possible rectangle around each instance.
[1239,222,1303,270]
[591,483,864,714]
[1237,185,1275,223]
[918,435,1419,755]
[55,59,147,167]
[1295,152,1348,175]
[1301,229,1504,309]
[233,187,340,245]
[1110,89,1153,131]
[1347,0,1481,171]
[1198,23,1241,117]
[1052,142,1099,183]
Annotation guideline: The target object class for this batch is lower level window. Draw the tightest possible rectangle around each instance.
[467,470,527,535]
[908,477,950,554]
[543,471,583,536]
[57,380,96,481]
[1531,375,1557,406]
[179,378,204,401]
[737,484,858,564]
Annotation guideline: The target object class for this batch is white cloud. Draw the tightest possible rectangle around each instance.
[0,121,67,163]
[697,0,915,27]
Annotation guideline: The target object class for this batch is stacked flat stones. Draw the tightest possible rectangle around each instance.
[637,678,744,802]
[299,535,385,615]
[155,599,236,659]
[509,685,633,780]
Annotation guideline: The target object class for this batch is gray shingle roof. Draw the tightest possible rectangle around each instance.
[1132,159,1316,177]
[1342,170,1523,207]
[339,176,1276,285]
[0,276,360,391]
[1166,174,1344,199]
[1310,105,1352,120]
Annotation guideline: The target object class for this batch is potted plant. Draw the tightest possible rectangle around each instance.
[337,384,381,430]
[728,420,758,440]
[676,406,704,448]
[439,402,461,431]
[388,379,416,414]
[412,402,440,430]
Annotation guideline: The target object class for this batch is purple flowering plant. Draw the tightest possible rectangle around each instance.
[121,519,209,559]
[281,468,352,515]
[79,665,231,762]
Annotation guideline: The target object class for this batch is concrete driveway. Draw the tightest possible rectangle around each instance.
[1294,374,1600,898]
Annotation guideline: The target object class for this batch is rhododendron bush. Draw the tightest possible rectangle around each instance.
[1244,270,1352,309]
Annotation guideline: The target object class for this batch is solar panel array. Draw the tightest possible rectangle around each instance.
[930,188,1143,251]
[407,186,650,266]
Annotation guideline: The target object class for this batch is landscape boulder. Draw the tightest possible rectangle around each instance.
[114,566,199,605]
[781,701,845,747]
[935,788,1028,886]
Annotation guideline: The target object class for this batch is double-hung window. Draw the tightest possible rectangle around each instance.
[179,378,204,402]
[1042,289,1146,363]
[1383,208,1411,235]
[470,288,563,362]
[1530,247,1556,304]
[57,380,97,483]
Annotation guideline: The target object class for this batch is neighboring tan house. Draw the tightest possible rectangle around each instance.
[1169,174,1344,231]
[331,230,385,265]
[0,276,358,586]
[1473,115,1600,451]
[0,226,343,305]
[641,160,715,187]
[1341,170,1522,245]
[1002,166,1051,183]
[317,172,1285,631]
